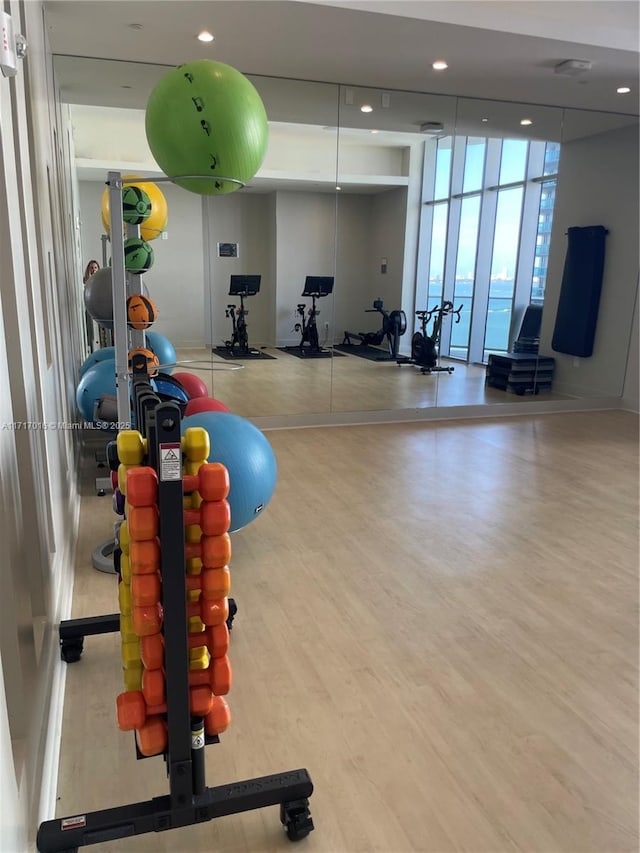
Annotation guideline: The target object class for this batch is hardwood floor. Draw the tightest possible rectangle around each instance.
[56,410,639,852]
[174,347,570,418]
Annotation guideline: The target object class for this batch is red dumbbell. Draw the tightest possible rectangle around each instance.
[183,500,230,536]
[132,602,163,637]
[182,463,229,501]
[130,572,161,608]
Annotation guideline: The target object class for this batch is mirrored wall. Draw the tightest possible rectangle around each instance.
[60,56,639,421]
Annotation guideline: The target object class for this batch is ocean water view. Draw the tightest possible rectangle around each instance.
[427,279,534,355]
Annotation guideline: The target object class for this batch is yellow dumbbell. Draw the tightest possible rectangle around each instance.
[121,638,141,669]
[189,646,210,671]
[123,664,143,692]
[117,430,147,466]
[182,428,209,463]
[119,582,132,616]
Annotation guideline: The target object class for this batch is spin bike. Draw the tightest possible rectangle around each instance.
[342,298,407,360]
[397,300,463,374]
[288,275,334,356]
[224,274,261,355]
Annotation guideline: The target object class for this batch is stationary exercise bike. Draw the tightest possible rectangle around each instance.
[288,275,334,356]
[397,300,463,374]
[224,274,261,355]
[342,298,407,360]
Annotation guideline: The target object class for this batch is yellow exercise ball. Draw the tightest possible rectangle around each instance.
[101,175,168,242]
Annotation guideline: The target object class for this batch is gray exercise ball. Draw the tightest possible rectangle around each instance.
[84,267,151,330]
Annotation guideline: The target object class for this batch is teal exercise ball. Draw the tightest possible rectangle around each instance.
[181,411,277,532]
[76,359,116,422]
[79,347,115,377]
[146,331,176,373]
[145,59,269,196]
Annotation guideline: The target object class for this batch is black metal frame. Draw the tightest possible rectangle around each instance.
[39,374,314,852]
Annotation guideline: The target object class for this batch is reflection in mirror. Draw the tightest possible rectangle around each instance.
[538,108,638,400]
[331,85,458,412]
[202,76,339,417]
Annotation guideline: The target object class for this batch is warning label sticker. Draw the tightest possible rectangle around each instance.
[61,815,86,830]
[159,443,182,481]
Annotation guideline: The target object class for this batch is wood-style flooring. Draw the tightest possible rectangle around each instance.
[56,410,639,852]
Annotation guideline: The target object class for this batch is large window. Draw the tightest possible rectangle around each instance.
[419,135,560,363]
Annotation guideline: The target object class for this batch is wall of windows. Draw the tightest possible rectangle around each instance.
[419,135,560,363]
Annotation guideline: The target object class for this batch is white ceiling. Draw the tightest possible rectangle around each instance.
[44,0,638,191]
[45,0,639,114]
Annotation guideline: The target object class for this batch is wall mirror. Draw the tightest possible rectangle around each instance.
[57,56,638,421]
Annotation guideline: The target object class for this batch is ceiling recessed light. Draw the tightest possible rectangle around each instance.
[481,118,489,123]
[128,23,143,30]
[336,186,342,191]
[360,104,373,113]
[370,129,379,134]
[432,60,448,71]
[197,30,215,42]
[617,86,631,94]
[520,118,533,126]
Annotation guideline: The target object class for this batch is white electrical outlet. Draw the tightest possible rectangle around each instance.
[324,321,330,330]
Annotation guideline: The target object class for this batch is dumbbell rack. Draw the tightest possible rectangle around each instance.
[38,373,314,851]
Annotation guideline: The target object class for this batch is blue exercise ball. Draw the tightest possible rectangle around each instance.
[146,331,176,373]
[76,359,117,422]
[181,411,277,533]
[79,347,115,378]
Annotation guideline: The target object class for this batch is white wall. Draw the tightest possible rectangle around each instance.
[274,191,337,346]
[622,279,639,412]
[0,1,84,850]
[204,192,275,348]
[79,179,205,347]
[541,123,639,398]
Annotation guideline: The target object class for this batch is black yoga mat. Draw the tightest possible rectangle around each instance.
[277,347,344,359]
[552,225,608,358]
[213,347,276,360]
[333,344,396,362]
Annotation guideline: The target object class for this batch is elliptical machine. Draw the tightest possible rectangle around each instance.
[397,301,463,374]
[342,298,407,360]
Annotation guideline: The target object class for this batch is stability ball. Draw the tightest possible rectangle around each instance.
[84,268,151,329]
[145,59,269,195]
[146,331,176,372]
[102,176,168,242]
[181,411,277,533]
[184,396,230,416]
[76,359,116,422]
[172,372,208,399]
[79,346,115,377]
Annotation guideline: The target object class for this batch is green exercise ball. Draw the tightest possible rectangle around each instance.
[145,59,268,196]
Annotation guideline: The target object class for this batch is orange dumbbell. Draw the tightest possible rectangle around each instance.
[117,683,215,731]
[188,595,229,627]
[140,623,229,671]
[204,696,231,736]
[183,501,230,536]
[184,534,232,569]
[135,714,167,756]
[141,658,231,709]
[126,466,158,507]
[128,505,159,541]
[185,566,231,600]
[182,463,229,501]
[129,539,161,574]
[132,602,163,637]
[130,572,161,608]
